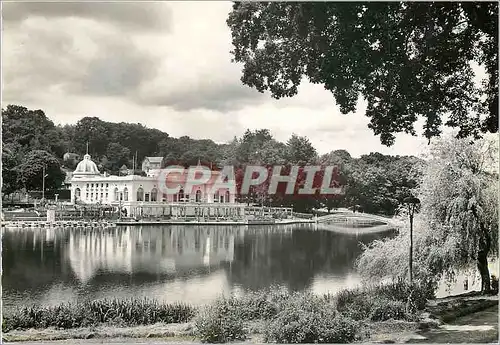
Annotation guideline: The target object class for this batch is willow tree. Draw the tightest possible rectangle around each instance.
[356,135,498,292]
[227,2,498,146]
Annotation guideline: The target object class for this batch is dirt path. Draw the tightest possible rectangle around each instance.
[414,304,498,343]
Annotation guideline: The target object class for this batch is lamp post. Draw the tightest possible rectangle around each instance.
[403,196,420,284]
[42,165,48,202]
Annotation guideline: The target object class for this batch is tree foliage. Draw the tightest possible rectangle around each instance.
[356,135,498,291]
[227,2,498,146]
[2,105,425,214]
[17,150,66,192]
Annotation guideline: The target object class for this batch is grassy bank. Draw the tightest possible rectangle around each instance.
[2,282,434,343]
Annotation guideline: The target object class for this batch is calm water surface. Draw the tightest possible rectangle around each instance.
[2,224,392,311]
[2,224,491,312]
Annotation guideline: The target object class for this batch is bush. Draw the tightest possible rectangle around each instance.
[2,298,196,332]
[194,299,247,343]
[369,298,408,321]
[491,275,498,292]
[265,293,360,343]
[374,281,434,311]
[236,287,290,320]
[334,282,432,321]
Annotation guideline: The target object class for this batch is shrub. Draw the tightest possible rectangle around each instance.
[491,275,498,292]
[334,282,432,322]
[369,298,408,321]
[236,287,290,320]
[194,299,247,343]
[373,281,434,311]
[265,293,360,343]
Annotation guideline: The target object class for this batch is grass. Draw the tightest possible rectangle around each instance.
[2,298,196,332]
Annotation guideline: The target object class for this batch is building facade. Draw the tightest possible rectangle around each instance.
[142,156,164,177]
[70,154,239,217]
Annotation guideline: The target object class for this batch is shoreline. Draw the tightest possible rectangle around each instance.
[3,292,496,344]
[1,218,316,228]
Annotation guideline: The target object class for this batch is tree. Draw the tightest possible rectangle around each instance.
[356,135,498,292]
[105,142,131,172]
[74,117,110,157]
[285,134,318,165]
[227,2,498,146]
[2,145,19,195]
[16,150,66,191]
[2,105,65,157]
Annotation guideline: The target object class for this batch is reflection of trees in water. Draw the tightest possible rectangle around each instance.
[2,228,72,292]
[227,227,394,291]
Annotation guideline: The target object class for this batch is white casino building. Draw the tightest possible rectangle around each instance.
[69,154,243,218]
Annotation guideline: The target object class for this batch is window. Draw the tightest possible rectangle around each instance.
[114,188,119,201]
[225,191,230,203]
[137,187,144,201]
[105,193,108,200]
[173,194,177,202]
[151,188,158,202]
[195,190,202,202]
[178,189,184,202]
[75,188,81,199]
[185,194,190,202]
[86,184,89,189]
[145,193,150,202]
[86,193,89,199]
[220,194,224,203]
[214,191,219,203]
[123,187,129,201]
[100,193,103,199]
[91,183,94,188]
[106,183,109,188]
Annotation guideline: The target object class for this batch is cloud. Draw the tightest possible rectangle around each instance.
[2,2,172,32]
[2,16,160,103]
[1,1,434,158]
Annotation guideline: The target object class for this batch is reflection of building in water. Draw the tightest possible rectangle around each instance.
[68,226,242,283]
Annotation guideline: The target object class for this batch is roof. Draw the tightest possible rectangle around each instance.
[144,157,163,163]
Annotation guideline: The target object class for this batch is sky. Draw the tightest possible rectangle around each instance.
[2,1,452,158]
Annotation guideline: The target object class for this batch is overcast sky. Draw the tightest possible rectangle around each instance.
[3,1,443,158]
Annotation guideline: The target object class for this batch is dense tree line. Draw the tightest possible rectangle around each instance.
[2,105,424,214]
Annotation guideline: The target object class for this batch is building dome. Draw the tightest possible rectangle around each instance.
[73,154,100,176]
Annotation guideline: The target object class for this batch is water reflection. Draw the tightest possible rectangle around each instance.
[2,225,392,311]
[67,226,242,283]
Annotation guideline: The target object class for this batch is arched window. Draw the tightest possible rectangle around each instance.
[195,189,202,202]
[123,187,129,201]
[75,188,81,200]
[151,188,158,202]
[225,190,230,203]
[114,188,119,201]
[137,187,144,201]
[178,189,184,202]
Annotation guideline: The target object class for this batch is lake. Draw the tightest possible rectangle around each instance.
[1,224,491,312]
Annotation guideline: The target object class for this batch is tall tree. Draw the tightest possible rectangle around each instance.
[227,2,498,145]
[16,150,66,191]
[286,134,318,165]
